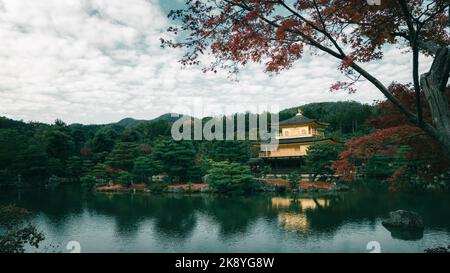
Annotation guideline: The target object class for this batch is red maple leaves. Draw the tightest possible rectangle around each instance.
[163,0,448,73]
[332,83,450,186]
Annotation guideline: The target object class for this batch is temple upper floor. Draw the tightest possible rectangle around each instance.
[274,111,328,140]
[276,125,324,139]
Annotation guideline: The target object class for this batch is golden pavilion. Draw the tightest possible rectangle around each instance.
[258,110,338,172]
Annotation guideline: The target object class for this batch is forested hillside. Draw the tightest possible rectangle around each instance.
[0,101,375,188]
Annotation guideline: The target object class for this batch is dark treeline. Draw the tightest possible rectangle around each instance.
[0,101,375,188]
[280,101,376,137]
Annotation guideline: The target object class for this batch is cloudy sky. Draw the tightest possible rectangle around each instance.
[0,0,433,124]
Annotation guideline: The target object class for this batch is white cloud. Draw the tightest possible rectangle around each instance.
[0,0,434,124]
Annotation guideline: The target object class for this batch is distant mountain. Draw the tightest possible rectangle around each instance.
[152,113,189,123]
[2,101,375,134]
[114,113,195,129]
[115,117,148,128]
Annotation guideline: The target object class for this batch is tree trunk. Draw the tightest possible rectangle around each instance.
[420,46,450,153]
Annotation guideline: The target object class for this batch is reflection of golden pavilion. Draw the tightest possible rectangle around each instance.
[272,197,330,233]
[278,213,309,233]
[271,197,292,208]
[299,198,328,209]
[271,197,329,210]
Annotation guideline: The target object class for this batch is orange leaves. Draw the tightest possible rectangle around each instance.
[265,43,303,72]
[332,125,421,182]
[340,56,353,69]
[244,2,261,21]
[295,0,314,10]
[333,82,449,183]
[276,18,299,41]
[316,0,330,5]
[344,125,422,159]
[330,81,356,94]
[222,24,272,64]
[331,159,356,181]
[164,0,448,78]
[367,83,432,129]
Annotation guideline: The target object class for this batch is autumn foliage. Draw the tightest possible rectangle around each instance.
[162,1,448,79]
[163,0,450,154]
[332,84,450,190]
[163,1,450,190]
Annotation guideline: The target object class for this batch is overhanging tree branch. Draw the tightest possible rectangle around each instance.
[398,0,423,125]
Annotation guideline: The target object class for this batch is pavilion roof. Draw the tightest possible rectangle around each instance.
[275,114,329,127]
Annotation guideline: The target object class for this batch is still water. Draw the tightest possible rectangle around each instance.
[1,186,449,253]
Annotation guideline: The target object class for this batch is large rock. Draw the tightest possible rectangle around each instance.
[386,227,424,241]
[382,210,424,229]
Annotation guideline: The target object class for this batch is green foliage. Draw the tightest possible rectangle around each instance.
[0,170,13,186]
[41,128,74,161]
[261,165,272,178]
[118,171,133,187]
[204,141,251,163]
[362,147,416,181]
[0,205,45,253]
[92,151,108,164]
[152,139,198,182]
[288,171,300,189]
[92,127,118,153]
[199,158,214,176]
[393,145,414,168]
[207,161,257,193]
[135,120,172,142]
[69,125,87,151]
[303,142,344,178]
[91,163,109,179]
[0,102,389,190]
[186,165,203,183]
[46,158,65,177]
[132,156,155,184]
[67,156,83,178]
[80,175,97,187]
[364,154,394,179]
[280,101,375,135]
[81,160,94,175]
[0,130,48,182]
[105,142,139,172]
[0,129,27,167]
[13,143,48,178]
[120,129,142,142]
[147,182,168,193]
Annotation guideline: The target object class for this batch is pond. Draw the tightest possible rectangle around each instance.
[1,185,449,253]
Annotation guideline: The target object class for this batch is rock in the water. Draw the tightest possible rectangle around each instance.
[386,227,423,241]
[382,210,424,229]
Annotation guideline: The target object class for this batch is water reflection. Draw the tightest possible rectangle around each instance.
[0,186,449,252]
[278,213,309,233]
[272,197,331,233]
[271,197,329,210]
